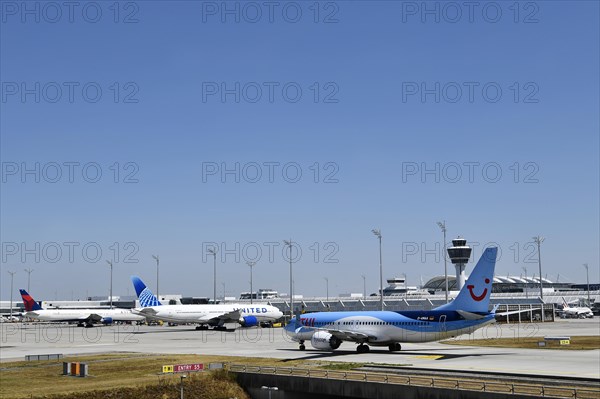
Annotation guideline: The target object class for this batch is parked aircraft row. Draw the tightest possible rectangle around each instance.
[18,276,283,329]
[15,246,591,353]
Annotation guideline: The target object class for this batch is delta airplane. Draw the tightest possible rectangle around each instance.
[561,298,594,319]
[131,276,283,329]
[285,247,501,352]
[19,289,145,327]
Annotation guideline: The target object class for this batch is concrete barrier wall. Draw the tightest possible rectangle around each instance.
[236,372,521,399]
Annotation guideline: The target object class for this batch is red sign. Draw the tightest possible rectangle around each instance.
[173,363,204,373]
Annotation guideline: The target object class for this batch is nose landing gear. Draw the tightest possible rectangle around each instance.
[388,343,402,351]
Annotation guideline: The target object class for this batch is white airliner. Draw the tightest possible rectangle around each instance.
[285,247,503,352]
[131,276,283,329]
[19,289,145,327]
[561,298,594,319]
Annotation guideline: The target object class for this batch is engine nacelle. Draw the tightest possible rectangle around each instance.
[239,315,258,327]
[310,331,342,350]
[101,317,113,325]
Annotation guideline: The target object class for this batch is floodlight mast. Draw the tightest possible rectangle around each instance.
[7,271,16,319]
[24,268,34,292]
[247,261,256,304]
[284,240,293,319]
[207,248,218,304]
[583,263,591,306]
[106,260,113,309]
[152,255,159,300]
[372,229,384,311]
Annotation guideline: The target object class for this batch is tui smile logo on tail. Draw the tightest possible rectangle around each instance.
[467,278,490,302]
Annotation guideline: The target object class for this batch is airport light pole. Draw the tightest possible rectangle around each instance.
[106,260,113,308]
[207,248,218,304]
[372,229,384,311]
[284,240,293,319]
[361,274,366,299]
[583,263,591,306]
[222,282,226,301]
[532,236,545,300]
[152,255,159,300]
[24,268,34,292]
[179,374,187,399]
[247,261,256,304]
[324,277,329,302]
[7,271,16,319]
[522,266,528,299]
[437,221,449,303]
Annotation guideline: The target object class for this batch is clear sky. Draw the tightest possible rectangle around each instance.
[1,1,598,300]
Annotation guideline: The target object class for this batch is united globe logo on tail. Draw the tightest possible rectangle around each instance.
[131,276,161,307]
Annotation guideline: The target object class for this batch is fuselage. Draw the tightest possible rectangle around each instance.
[135,304,283,324]
[26,308,145,323]
[285,310,496,345]
[563,307,594,318]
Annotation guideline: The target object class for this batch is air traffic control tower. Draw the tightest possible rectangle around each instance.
[447,237,472,290]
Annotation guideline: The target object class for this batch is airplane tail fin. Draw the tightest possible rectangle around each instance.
[435,247,497,313]
[19,289,43,311]
[131,276,161,307]
[561,297,570,308]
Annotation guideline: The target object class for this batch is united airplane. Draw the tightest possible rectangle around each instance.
[285,247,499,352]
[131,276,283,329]
[19,289,145,327]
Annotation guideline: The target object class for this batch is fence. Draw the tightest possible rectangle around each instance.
[228,364,600,399]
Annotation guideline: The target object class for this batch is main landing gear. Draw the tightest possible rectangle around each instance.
[299,340,306,351]
[356,344,370,353]
[388,343,402,352]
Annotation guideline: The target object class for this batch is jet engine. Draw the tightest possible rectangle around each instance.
[239,315,258,327]
[100,317,113,325]
[310,331,342,350]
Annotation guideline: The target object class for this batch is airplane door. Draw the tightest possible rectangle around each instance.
[439,315,447,332]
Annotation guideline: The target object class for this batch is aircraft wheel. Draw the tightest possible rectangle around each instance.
[357,344,370,353]
[299,344,306,351]
[388,343,401,351]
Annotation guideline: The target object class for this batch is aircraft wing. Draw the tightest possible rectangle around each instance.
[86,314,103,323]
[314,327,372,342]
[200,309,242,324]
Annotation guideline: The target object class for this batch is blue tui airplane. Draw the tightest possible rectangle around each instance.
[285,247,499,352]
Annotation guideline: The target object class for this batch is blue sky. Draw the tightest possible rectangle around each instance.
[1,1,598,300]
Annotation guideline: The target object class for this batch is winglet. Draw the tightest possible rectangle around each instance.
[19,289,43,311]
[130,276,161,307]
